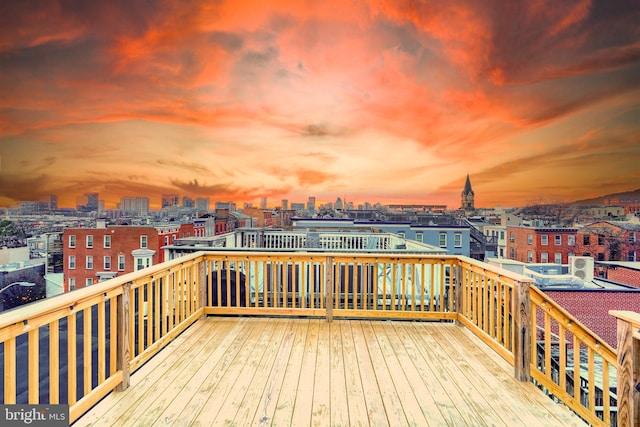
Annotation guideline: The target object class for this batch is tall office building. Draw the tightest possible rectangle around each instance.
[260,197,268,209]
[307,197,316,215]
[120,197,150,216]
[162,194,179,208]
[282,199,288,210]
[196,198,210,212]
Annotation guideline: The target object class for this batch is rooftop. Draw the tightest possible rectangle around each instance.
[75,317,585,426]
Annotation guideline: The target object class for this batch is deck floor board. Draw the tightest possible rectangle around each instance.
[75,317,588,427]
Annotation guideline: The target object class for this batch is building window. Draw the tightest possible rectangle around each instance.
[439,233,447,247]
[140,235,148,248]
[583,235,590,245]
[509,232,514,242]
[629,232,636,243]
[500,231,505,240]
[598,235,605,245]
[629,251,637,262]
[568,235,576,246]
[416,233,423,243]
[454,233,462,248]
[541,235,548,246]
[86,235,93,248]
[555,235,561,246]
[398,232,405,239]
[541,252,549,263]
[499,248,504,257]
[527,234,533,245]
[68,255,76,269]
[527,250,533,263]
[86,278,93,287]
[118,255,125,271]
[104,256,111,270]
[68,278,75,291]
[510,247,515,259]
[69,235,76,248]
[86,256,93,269]
[164,236,169,245]
[554,253,562,264]
[104,235,111,248]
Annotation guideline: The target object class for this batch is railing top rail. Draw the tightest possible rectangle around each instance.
[609,310,640,326]
[457,256,535,284]
[0,251,206,330]
[201,251,461,261]
[531,285,617,356]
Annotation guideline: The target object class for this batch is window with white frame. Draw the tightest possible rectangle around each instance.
[68,255,76,269]
[140,235,148,248]
[628,251,636,262]
[164,236,169,245]
[554,252,562,264]
[527,250,533,262]
[104,256,111,270]
[568,235,576,246]
[510,247,515,259]
[86,235,93,248]
[69,235,76,248]
[86,256,93,269]
[398,232,405,239]
[439,233,447,247]
[541,252,549,263]
[118,255,125,270]
[555,235,562,245]
[104,235,111,248]
[454,233,462,248]
[541,235,548,246]
[527,234,533,245]
[416,233,423,243]
[86,278,93,287]
[68,278,75,291]
[509,231,514,242]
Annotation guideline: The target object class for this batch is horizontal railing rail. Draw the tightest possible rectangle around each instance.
[1,250,635,426]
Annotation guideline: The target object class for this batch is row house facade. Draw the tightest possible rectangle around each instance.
[575,221,640,262]
[63,223,196,291]
[506,226,578,264]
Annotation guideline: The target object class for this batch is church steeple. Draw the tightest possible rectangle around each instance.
[461,174,475,210]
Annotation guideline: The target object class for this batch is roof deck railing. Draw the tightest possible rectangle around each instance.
[0,251,637,426]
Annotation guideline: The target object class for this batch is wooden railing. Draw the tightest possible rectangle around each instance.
[530,286,618,426]
[1,251,637,426]
[0,252,205,423]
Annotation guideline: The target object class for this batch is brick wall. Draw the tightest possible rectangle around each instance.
[543,290,640,349]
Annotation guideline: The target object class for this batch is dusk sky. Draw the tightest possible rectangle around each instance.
[1,0,639,209]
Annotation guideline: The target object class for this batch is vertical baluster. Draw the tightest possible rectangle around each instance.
[84,307,92,397]
[28,328,39,403]
[50,320,60,403]
[68,312,77,405]
[98,301,106,385]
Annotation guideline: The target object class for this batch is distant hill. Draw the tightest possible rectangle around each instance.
[570,188,640,206]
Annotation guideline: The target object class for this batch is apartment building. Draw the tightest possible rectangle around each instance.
[506,226,578,264]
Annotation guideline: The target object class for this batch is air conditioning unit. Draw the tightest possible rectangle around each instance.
[569,256,594,282]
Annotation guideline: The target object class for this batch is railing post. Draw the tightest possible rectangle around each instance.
[455,262,463,325]
[512,279,531,382]
[610,310,640,427]
[198,257,207,319]
[325,256,333,323]
[116,282,131,392]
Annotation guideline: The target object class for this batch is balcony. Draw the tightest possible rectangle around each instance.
[1,252,638,426]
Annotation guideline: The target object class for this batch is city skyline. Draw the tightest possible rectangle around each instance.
[1,1,639,209]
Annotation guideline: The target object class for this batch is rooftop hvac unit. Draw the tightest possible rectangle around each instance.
[568,256,594,282]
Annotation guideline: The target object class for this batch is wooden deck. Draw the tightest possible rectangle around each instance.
[74,317,587,426]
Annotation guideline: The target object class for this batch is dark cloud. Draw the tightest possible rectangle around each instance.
[208,31,244,51]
